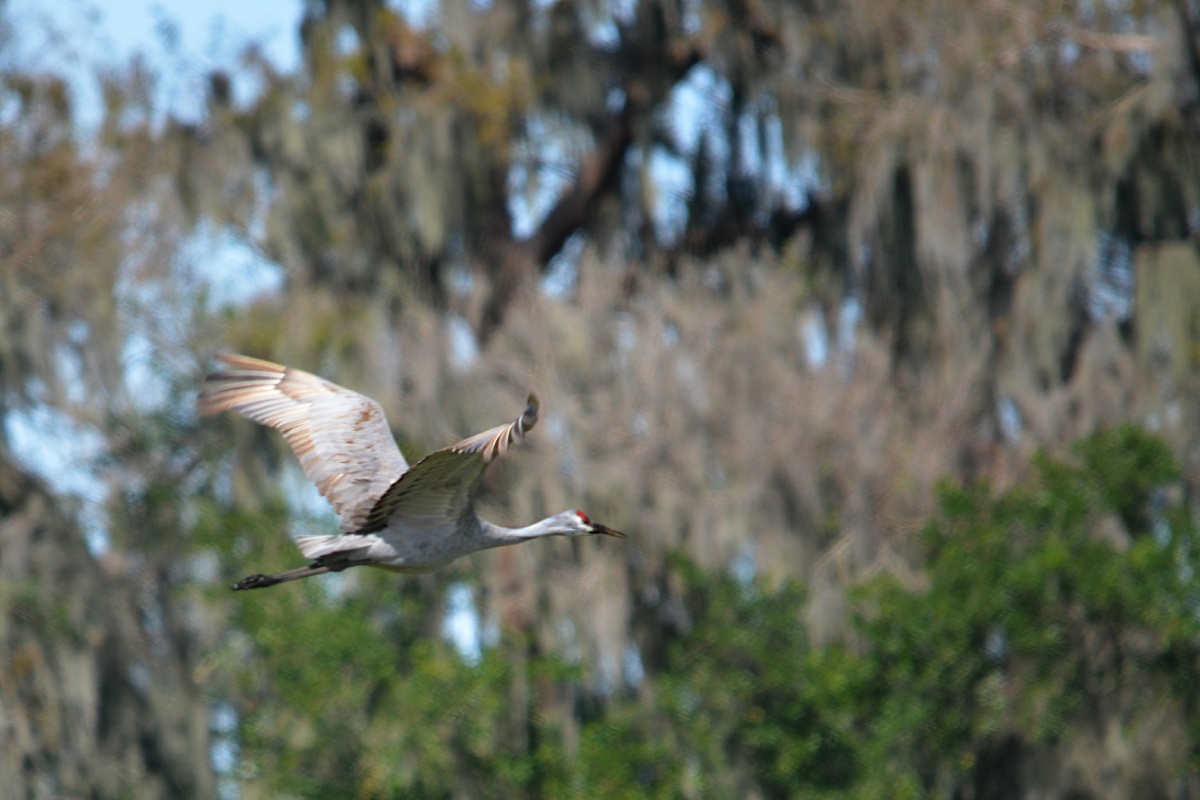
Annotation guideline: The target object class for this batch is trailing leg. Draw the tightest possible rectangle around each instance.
[231,558,369,590]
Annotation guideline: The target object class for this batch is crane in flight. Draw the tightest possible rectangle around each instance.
[198,354,624,590]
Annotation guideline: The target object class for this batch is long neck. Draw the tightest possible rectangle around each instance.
[477,516,561,548]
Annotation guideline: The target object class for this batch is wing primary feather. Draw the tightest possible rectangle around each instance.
[198,354,409,531]
[357,394,540,534]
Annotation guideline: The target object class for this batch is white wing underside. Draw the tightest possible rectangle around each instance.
[197,354,408,532]
[199,354,540,551]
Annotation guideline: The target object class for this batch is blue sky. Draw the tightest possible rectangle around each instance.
[9,0,303,126]
[14,0,302,69]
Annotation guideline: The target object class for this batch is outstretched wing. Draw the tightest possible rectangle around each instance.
[356,394,539,533]
[197,354,409,532]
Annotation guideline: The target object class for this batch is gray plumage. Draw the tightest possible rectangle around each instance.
[198,354,624,590]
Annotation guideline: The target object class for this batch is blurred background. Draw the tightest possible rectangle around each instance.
[2,0,1200,797]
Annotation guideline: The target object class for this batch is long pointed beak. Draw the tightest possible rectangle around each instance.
[591,523,626,538]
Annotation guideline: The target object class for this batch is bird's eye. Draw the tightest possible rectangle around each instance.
[576,510,591,525]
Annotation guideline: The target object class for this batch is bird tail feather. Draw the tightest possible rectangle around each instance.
[295,533,374,561]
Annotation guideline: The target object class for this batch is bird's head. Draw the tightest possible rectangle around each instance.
[552,509,625,538]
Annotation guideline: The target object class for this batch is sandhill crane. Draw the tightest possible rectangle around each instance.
[198,354,624,590]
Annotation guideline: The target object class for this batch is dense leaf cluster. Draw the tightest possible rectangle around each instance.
[204,426,1199,798]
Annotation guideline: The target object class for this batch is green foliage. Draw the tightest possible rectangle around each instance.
[556,426,1200,798]
[194,488,572,798]
[208,427,1200,798]
[561,561,860,800]
[653,558,859,797]
[849,426,1200,792]
[218,574,535,797]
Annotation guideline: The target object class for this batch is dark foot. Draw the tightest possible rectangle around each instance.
[232,573,279,591]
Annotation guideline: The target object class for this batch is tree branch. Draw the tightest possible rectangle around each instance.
[478,49,701,341]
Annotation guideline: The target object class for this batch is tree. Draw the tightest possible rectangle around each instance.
[0,25,215,796]
[2,0,1200,796]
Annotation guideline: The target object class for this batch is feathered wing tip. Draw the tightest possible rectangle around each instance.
[446,393,540,463]
[196,354,289,417]
[522,393,539,432]
[196,352,410,531]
